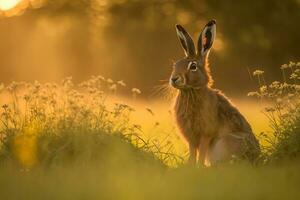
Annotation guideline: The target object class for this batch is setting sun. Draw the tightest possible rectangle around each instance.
[0,0,21,11]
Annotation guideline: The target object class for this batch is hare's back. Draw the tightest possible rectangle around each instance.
[215,91,253,134]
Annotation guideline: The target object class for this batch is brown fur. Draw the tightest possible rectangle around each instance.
[174,87,260,165]
[171,21,260,166]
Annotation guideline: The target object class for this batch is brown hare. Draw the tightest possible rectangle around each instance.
[170,20,260,166]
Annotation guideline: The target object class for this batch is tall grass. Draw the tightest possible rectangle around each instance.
[0,76,183,168]
[248,61,300,163]
[0,63,300,199]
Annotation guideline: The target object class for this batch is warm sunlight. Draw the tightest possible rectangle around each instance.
[0,0,21,11]
[0,1,299,199]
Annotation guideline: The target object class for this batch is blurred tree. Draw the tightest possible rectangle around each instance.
[0,0,299,96]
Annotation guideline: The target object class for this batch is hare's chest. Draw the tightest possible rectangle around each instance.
[175,101,218,137]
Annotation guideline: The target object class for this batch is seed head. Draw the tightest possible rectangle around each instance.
[281,64,289,69]
[131,88,141,94]
[253,70,264,76]
[117,80,126,87]
[109,84,117,91]
[107,78,113,84]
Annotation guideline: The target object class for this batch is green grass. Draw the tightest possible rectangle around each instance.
[249,61,300,163]
[0,62,299,199]
[0,76,184,168]
[0,163,300,200]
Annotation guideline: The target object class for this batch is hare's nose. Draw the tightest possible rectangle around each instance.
[171,76,180,83]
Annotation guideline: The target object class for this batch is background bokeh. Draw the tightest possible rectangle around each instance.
[0,0,299,97]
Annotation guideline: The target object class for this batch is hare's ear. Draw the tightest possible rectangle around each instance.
[175,24,196,57]
[197,20,216,59]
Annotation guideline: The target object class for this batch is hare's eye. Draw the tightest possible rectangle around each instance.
[188,62,198,71]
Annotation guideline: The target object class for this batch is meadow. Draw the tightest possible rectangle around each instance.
[0,62,299,199]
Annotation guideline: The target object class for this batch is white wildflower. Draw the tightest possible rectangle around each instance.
[259,85,267,93]
[97,76,105,81]
[253,70,264,76]
[117,80,126,87]
[107,78,113,84]
[131,88,141,94]
[280,64,289,69]
[247,92,259,97]
[109,84,117,91]
[269,81,280,89]
[290,73,298,80]
[289,61,296,67]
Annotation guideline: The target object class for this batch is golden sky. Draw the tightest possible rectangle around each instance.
[0,0,21,11]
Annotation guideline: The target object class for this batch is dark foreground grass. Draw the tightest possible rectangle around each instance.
[0,127,299,200]
[0,161,300,200]
[0,125,299,200]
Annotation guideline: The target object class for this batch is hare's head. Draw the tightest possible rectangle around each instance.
[170,20,216,90]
